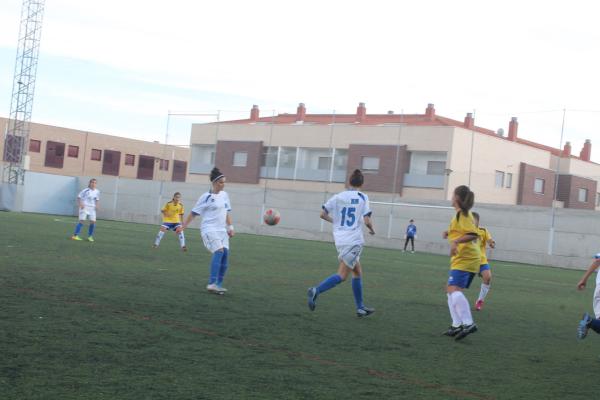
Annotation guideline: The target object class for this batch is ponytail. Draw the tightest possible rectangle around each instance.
[454,185,474,216]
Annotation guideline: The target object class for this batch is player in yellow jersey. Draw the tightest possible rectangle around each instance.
[442,185,480,340]
[472,212,496,311]
[153,192,186,251]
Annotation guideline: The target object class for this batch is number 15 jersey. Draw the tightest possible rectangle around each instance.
[322,189,372,246]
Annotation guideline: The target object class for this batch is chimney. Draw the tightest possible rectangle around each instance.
[580,139,592,161]
[464,113,474,129]
[387,110,394,115]
[508,117,518,141]
[562,141,572,157]
[296,103,306,122]
[425,103,435,121]
[356,102,366,122]
[250,105,259,122]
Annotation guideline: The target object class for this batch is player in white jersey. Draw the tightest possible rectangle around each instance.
[576,253,600,339]
[307,169,376,317]
[180,167,234,294]
[71,178,100,242]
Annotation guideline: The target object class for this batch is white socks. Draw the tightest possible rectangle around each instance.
[154,230,165,246]
[447,294,461,327]
[478,283,490,302]
[449,291,474,326]
[178,231,186,247]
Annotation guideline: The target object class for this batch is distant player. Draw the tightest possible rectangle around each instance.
[442,185,480,340]
[71,178,100,242]
[153,192,186,251]
[179,168,234,294]
[576,253,600,339]
[403,219,417,253]
[307,169,376,317]
[472,212,496,311]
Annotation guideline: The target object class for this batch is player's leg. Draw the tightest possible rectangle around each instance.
[87,209,97,241]
[352,261,374,317]
[203,232,225,292]
[72,208,87,240]
[446,271,477,340]
[307,259,347,311]
[410,237,415,252]
[154,225,167,248]
[216,234,230,291]
[475,266,491,310]
[176,224,186,251]
[403,237,409,251]
[580,284,600,338]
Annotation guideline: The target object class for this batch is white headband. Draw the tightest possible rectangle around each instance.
[211,174,225,183]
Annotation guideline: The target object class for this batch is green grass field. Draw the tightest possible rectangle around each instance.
[0,211,598,399]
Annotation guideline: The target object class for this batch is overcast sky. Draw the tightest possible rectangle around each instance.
[0,0,599,161]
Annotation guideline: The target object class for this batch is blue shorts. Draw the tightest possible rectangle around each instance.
[479,264,491,273]
[447,270,475,289]
[161,222,181,231]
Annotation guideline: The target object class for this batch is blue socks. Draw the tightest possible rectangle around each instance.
[74,223,83,236]
[209,250,225,285]
[352,277,364,309]
[591,318,600,334]
[88,223,95,237]
[217,248,229,286]
[316,274,342,294]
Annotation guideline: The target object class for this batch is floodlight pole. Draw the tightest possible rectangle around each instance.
[547,108,567,255]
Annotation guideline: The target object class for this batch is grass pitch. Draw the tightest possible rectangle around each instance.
[0,211,598,399]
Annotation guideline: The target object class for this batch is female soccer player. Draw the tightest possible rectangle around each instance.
[472,212,496,311]
[179,168,234,294]
[71,178,100,242]
[307,169,376,317]
[576,254,600,339]
[442,185,480,340]
[153,192,186,251]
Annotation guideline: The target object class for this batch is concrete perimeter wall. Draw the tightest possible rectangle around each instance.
[6,171,600,270]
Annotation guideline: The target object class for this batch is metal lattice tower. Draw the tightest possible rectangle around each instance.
[2,0,45,184]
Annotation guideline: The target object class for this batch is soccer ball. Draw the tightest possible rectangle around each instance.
[263,208,280,226]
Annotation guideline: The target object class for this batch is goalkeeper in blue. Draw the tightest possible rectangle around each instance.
[307,169,376,317]
[576,253,600,339]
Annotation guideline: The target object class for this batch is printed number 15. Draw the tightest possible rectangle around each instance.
[341,207,356,227]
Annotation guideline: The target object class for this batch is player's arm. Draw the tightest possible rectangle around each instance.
[320,208,333,224]
[226,212,234,237]
[577,258,600,290]
[179,212,197,232]
[95,198,99,211]
[450,233,478,256]
[363,214,375,235]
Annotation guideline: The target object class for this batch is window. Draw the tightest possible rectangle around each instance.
[91,149,102,161]
[318,156,332,170]
[189,144,216,174]
[361,156,380,172]
[596,193,600,207]
[578,188,588,203]
[426,161,445,176]
[125,154,135,166]
[68,145,79,158]
[262,146,277,167]
[534,178,545,194]
[506,173,513,188]
[159,159,169,171]
[233,151,248,167]
[495,171,505,188]
[29,139,41,153]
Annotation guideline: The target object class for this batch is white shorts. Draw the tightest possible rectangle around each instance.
[78,207,96,222]
[336,244,363,269]
[201,231,229,253]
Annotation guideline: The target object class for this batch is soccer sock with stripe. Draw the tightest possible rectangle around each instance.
[447,293,461,327]
[178,231,185,247]
[352,277,364,309]
[478,283,490,301]
[316,274,342,294]
[154,230,165,246]
[450,291,474,326]
[209,250,224,285]
[217,248,229,286]
[88,223,95,237]
[74,222,83,236]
